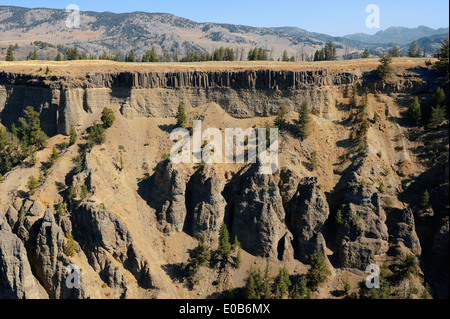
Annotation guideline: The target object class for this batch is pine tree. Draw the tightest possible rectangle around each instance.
[101,107,115,128]
[427,105,446,129]
[408,40,421,57]
[282,50,289,62]
[66,47,79,60]
[430,87,446,109]
[309,150,318,171]
[427,87,446,128]
[68,185,76,202]
[258,47,268,60]
[55,52,62,61]
[65,232,77,257]
[245,270,260,299]
[126,50,135,62]
[408,96,422,125]
[189,232,211,267]
[376,55,393,80]
[335,210,343,227]
[292,278,309,299]
[306,253,330,291]
[27,48,38,60]
[344,281,351,296]
[361,87,369,111]
[47,146,59,167]
[69,125,77,146]
[218,223,232,262]
[361,49,370,58]
[391,45,402,57]
[274,102,288,129]
[274,267,291,299]
[350,86,358,108]
[235,248,242,269]
[176,102,187,128]
[325,42,337,61]
[56,199,67,217]
[261,261,272,299]
[421,189,430,207]
[298,100,311,140]
[233,235,241,251]
[27,175,39,196]
[5,45,14,61]
[434,36,449,74]
[395,254,419,280]
[81,184,88,199]
[25,106,48,149]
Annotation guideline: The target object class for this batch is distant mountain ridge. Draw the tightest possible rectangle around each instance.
[0,5,448,61]
[344,26,449,45]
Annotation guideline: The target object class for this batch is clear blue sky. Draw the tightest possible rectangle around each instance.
[0,0,448,36]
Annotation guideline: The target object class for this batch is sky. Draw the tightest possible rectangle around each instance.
[0,0,448,36]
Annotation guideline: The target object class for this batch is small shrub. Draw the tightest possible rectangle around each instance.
[69,125,77,146]
[309,151,318,171]
[394,254,419,281]
[335,210,343,227]
[421,190,430,207]
[306,253,331,291]
[68,185,76,202]
[27,175,39,196]
[65,233,77,257]
[101,107,115,128]
[80,184,88,199]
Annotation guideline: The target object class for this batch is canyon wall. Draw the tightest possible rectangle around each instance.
[0,67,436,135]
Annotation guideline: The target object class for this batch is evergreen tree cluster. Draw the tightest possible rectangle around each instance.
[314,42,337,61]
[248,47,268,61]
[244,253,330,299]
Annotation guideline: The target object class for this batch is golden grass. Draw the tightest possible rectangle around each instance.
[0,57,435,77]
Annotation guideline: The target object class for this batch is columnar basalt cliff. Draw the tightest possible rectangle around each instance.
[0,66,436,136]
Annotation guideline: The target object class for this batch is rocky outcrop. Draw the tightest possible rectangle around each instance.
[335,176,389,269]
[71,200,153,289]
[226,164,293,259]
[0,214,45,299]
[185,165,227,246]
[385,207,421,256]
[150,160,188,233]
[430,219,449,298]
[287,177,330,262]
[0,69,357,90]
[31,210,81,299]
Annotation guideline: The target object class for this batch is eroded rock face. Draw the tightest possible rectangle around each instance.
[287,177,330,262]
[385,207,421,256]
[186,165,227,246]
[0,214,45,299]
[430,219,449,299]
[336,180,389,269]
[32,210,80,299]
[150,160,187,233]
[71,200,152,289]
[227,164,293,259]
